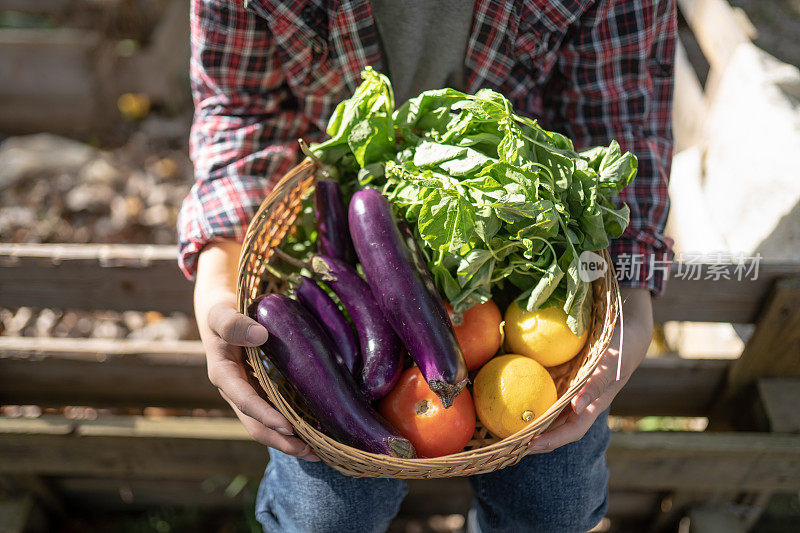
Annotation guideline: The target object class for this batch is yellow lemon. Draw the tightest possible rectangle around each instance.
[503,302,588,367]
[473,354,557,439]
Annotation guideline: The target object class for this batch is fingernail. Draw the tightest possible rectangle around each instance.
[301,444,321,462]
[529,442,548,452]
[246,325,268,345]
[299,444,320,461]
[276,427,293,436]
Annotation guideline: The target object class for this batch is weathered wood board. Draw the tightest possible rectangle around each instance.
[1,416,799,492]
[0,336,729,416]
[3,244,799,323]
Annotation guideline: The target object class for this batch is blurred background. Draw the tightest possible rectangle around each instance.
[1,1,800,532]
[0,0,192,248]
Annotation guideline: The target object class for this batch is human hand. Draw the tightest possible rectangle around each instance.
[527,287,653,453]
[194,240,319,461]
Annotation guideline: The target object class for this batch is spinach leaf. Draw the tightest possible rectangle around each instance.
[312,69,638,335]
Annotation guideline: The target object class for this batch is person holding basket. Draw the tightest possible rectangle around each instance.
[180,1,674,531]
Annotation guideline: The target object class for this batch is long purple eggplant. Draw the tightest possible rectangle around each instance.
[348,189,468,408]
[314,180,355,264]
[250,294,415,458]
[310,255,404,400]
[294,275,360,374]
[396,215,440,304]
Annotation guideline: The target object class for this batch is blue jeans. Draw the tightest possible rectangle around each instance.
[256,410,610,533]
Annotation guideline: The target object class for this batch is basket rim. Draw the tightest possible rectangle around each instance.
[236,160,620,475]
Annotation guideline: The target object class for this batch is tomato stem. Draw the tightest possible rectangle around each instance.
[415,399,433,416]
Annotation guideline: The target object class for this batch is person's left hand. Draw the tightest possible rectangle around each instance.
[526,286,653,454]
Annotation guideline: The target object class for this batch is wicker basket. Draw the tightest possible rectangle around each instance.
[237,159,620,479]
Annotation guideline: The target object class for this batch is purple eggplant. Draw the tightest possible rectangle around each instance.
[310,255,404,401]
[294,275,360,374]
[348,189,468,408]
[396,215,441,304]
[250,294,415,458]
[314,180,356,264]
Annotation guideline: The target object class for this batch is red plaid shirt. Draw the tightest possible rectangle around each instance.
[179,0,675,293]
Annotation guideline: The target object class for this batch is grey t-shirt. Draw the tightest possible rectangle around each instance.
[370,0,476,104]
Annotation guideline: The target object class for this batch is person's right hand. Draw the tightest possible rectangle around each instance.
[194,239,319,461]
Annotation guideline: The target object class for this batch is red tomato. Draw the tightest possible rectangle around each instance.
[379,367,476,458]
[446,300,503,371]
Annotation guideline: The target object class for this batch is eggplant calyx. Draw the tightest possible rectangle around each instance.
[428,378,468,409]
[311,256,338,283]
[389,437,417,459]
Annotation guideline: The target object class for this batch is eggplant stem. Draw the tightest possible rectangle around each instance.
[272,247,311,270]
[263,262,290,281]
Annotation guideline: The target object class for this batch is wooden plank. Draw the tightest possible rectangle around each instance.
[45,477,661,523]
[654,263,800,323]
[677,0,750,72]
[726,277,800,397]
[0,337,220,409]
[0,243,193,314]
[1,416,800,491]
[0,336,725,415]
[758,379,800,434]
[612,357,728,417]
[607,431,800,491]
[0,336,204,358]
[0,417,74,436]
[2,243,798,322]
[0,29,101,134]
[0,416,264,480]
[53,477,253,510]
[74,415,252,441]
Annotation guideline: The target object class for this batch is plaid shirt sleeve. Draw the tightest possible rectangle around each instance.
[177,0,313,280]
[541,0,676,294]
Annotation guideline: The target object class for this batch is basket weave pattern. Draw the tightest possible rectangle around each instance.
[237,160,620,478]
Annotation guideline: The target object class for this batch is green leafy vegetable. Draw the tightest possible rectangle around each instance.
[311,67,637,336]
